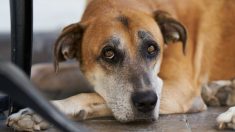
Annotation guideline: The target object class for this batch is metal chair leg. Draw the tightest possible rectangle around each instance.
[0,62,85,132]
[10,0,33,76]
[9,0,33,113]
[6,0,87,131]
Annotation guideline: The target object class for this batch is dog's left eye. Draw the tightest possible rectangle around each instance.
[147,45,157,55]
[140,39,160,59]
[145,43,159,58]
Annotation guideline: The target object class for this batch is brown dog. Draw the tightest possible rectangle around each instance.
[7,0,235,131]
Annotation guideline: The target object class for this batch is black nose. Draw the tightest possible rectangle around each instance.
[131,91,158,113]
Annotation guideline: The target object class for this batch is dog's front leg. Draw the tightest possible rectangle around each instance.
[159,79,207,114]
[52,93,112,120]
[7,93,112,131]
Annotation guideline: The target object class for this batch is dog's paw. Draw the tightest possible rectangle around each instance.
[217,107,235,130]
[6,108,50,131]
[52,100,89,121]
[202,79,235,106]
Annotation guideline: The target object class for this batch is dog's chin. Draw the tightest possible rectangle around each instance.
[113,111,159,123]
[109,103,160,123]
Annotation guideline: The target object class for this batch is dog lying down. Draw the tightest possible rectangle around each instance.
[6,65,235,131]
[6,0,235,131]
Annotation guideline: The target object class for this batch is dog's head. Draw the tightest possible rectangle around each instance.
[54,10,187,122]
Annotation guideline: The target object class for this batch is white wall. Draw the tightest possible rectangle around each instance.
[0,0,86,32]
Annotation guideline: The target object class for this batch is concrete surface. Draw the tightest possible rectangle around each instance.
[0,107,233,132]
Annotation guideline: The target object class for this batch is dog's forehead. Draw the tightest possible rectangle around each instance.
[83,19,129,54]
[81,13,164,66]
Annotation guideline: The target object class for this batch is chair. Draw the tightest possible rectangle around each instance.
[0,0,87,131]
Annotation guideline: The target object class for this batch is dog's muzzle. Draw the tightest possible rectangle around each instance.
[131,90,158,113]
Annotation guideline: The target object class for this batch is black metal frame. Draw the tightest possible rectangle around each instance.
[9,0,33,114]
[10,0,33,76]
[0,62,84,132]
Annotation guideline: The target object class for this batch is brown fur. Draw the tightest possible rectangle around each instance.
[58,0,235,114]
[6,0,235,131]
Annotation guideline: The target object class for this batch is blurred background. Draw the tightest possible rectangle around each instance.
[0,0,87,64]
[0,0,91,100]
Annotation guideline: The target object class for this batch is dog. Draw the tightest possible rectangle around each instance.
[6,0,235,131]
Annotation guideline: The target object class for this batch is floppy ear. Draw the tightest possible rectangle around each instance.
[154,10,187,54]
[53,23,84,72]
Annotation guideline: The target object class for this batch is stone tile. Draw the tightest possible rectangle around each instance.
[1,107,233,132]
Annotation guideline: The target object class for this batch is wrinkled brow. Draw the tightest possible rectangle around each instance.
[117,15,129,28]
[103,36,121,46]
[138,30,154,40]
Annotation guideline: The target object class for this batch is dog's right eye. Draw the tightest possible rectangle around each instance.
[101,46,124,64]
[104,49,115,59]
[102,46,115,60]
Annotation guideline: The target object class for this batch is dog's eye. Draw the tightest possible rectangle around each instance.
[104,50,115,59]
[146,44,159,57]
[102,46,115,60]
[147,45,156,55]
[101,46,124,64]
[141,40,160,59]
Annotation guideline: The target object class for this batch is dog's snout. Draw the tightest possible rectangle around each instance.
[132,91,158,113]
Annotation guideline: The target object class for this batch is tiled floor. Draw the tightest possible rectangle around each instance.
[0,107,233,132]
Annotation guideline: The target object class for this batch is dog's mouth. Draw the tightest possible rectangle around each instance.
[113,111,159,123]
[88,69,163,122]
[106,97,160,122]
[131,114,158,122]
[96,85,162,122]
